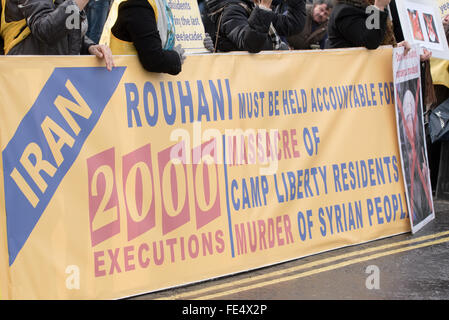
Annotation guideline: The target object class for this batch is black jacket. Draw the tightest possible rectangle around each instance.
[208,0,306,53]
[6,0,95,55]
[111,0,181,75]
[327,3,389,49]
[287,3,328,49]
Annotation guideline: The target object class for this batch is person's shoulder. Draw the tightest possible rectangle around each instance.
[119,0,155,12]
[330,3,366,22]
[116,0,158,26]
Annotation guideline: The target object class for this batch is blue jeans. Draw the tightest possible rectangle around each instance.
[86,0,111,44]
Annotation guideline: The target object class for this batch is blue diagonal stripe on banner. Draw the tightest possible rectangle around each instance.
[2,66,126,265]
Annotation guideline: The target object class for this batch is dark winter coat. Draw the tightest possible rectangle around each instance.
[287,3,328,49]
[111,0,182,75]
[207,0,306,53]
[5,0,95,55]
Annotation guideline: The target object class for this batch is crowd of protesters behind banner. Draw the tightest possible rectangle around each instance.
[0,0,438,70]
[0,0,448,191]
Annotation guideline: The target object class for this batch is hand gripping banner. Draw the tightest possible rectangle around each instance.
[0,49,410,299]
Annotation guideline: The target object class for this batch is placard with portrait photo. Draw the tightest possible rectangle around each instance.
[396,0,449,60]
[393,46,435,233]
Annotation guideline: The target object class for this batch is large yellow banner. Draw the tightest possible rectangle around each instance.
[0,48,410,299]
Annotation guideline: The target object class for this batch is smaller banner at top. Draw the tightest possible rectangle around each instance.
[393,46,435,233]
[100,0,208,54]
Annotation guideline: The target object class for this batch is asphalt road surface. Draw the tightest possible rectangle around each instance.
[130,199,449,301]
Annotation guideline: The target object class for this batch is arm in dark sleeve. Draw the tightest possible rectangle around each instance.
[335,6,388,49]
[124,4,181,75]
[18,0,78,46]
[221,4,274,53]
[271,0,306,36]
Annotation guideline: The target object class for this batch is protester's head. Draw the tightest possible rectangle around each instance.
[403,90,416,140]
[312,0,333,24]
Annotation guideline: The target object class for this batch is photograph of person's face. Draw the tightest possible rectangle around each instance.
[423,13,439,44]
[408,9,424,41]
